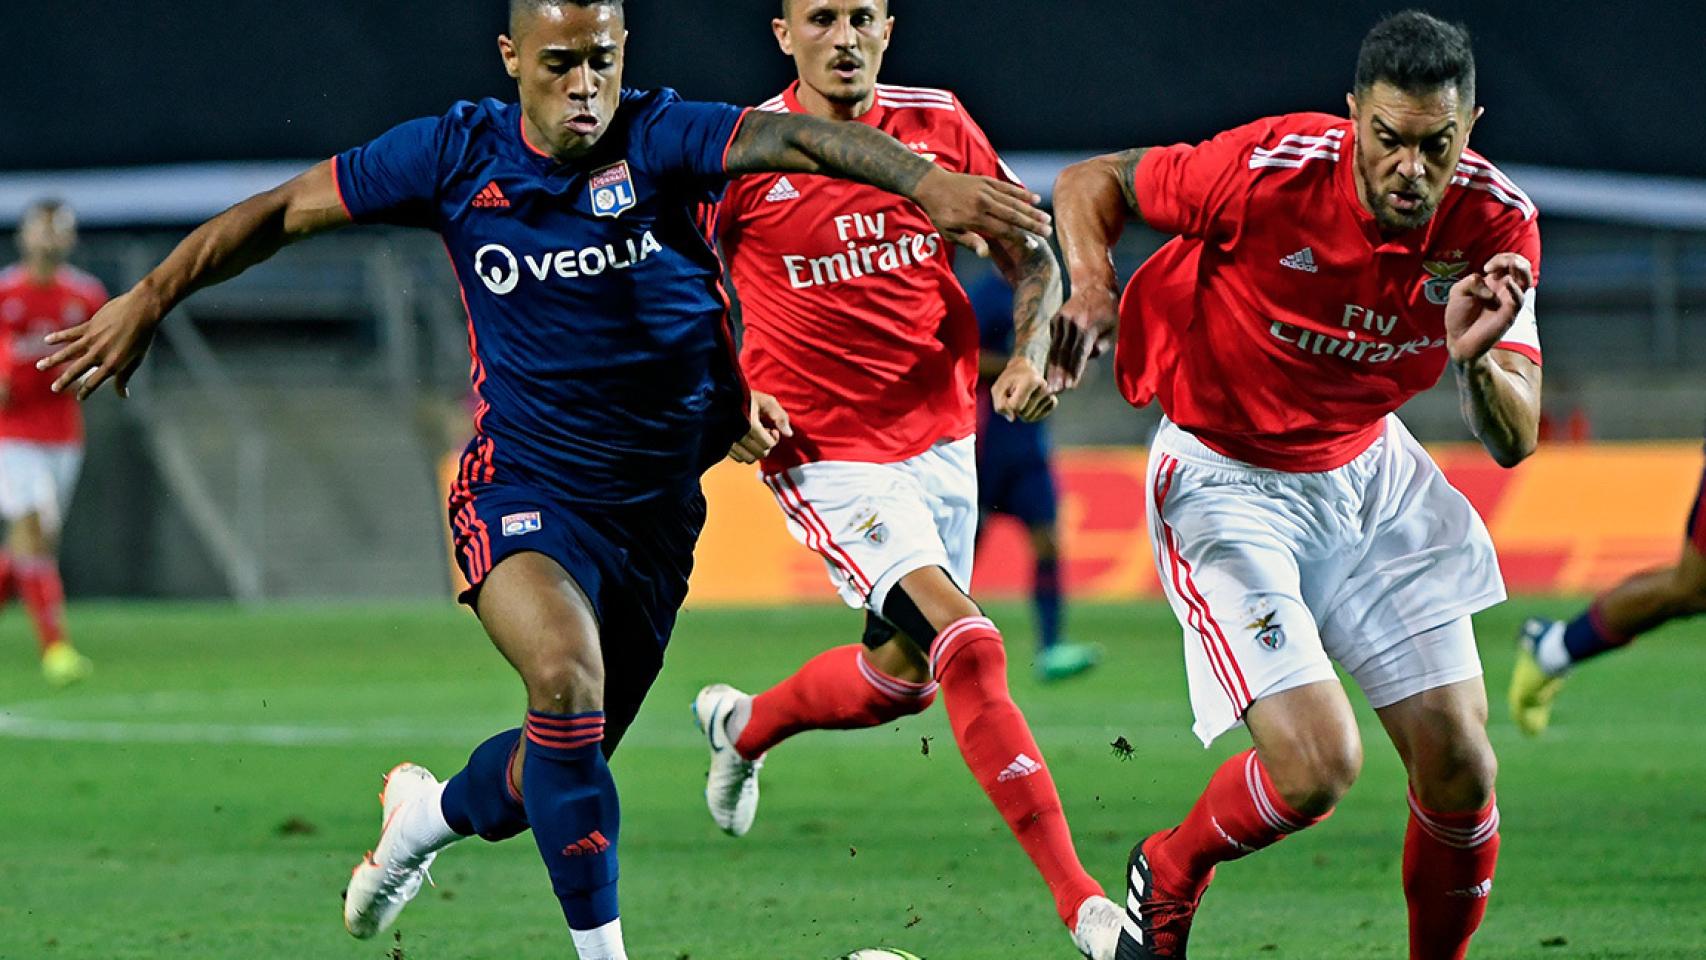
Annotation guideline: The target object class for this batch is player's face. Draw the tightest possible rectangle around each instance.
[500,3,627,159]
[18,207,76,266]
[1347,82,1481,232]
[774,1,892,109]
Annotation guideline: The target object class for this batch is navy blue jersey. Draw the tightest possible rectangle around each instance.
[335,90,749,505]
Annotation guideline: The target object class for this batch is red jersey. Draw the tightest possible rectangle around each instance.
[719,82,1022,469]
[1119,112,1542,472]
[0,264,106,444]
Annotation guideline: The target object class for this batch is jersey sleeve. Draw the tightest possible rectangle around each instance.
[1486,208,1544,364]
[332,115,452,228]
[953,98,1025,188]
[635,96,749,182]
[1133,118,1280,240]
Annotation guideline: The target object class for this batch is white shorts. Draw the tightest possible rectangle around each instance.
[765,437,977,612]
[0,440,83,532]
[1147,416,1502,746]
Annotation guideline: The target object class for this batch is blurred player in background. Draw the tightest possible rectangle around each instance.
[39,1,1049,957]
[1052,11,1540,959]
[1510,439,1706,734]
[691,3,1121,956]
[0,199,102,687]
[969,270,1100,681]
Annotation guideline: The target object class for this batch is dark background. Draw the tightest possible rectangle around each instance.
[1,1,1691,175]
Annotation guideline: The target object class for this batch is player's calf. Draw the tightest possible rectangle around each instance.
[925,610,1105,928]
[1380,678,1501,960]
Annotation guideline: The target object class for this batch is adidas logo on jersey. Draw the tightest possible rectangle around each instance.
[472,181,511,209]
[765,176,801,203]
[1279,246,1318,273]
[996,753,1044,782]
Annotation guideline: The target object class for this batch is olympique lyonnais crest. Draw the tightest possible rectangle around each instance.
[501,511,543,537]
[589,161,637,219]
[1422,258,1470,306]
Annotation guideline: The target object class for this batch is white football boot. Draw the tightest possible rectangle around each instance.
[692,684,763,836]
[1071,894,1124,960]
[343,763,441,938]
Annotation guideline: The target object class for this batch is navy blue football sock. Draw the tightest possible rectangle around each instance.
[523,710,620,931]
[1561,602,1630,666]
[1034,554,1062,651]
[440,728,530,841]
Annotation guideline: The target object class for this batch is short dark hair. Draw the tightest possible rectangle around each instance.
[24,197,67,219]
[1354,9,1476,106]
[509,0,622,33]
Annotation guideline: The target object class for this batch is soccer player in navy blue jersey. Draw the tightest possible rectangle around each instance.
[40,2,1049,956]
[1510,430,1706,735]
[968,271,1100,682]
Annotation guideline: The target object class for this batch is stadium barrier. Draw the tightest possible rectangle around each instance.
[440,442,1703,604]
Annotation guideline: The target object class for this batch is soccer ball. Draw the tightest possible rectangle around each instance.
[837,952,923,960]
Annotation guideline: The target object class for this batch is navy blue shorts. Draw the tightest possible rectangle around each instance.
[449,477,705,754]
[978,444,1058,526]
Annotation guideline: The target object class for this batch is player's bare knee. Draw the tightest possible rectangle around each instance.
[521,651,603,715]
[1272,735,1363,817]
[1415,729,1498,811]
[891,566,981,636]
[1666,565,1706,614]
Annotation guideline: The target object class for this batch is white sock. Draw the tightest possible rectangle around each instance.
[1535,621,1572,677]
[382,780,462,867]
[570,917,627,960]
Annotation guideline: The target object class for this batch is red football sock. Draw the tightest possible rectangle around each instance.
[734,644,937,759]
[17,557,67,654]
[1152,749,1328,894]
[931,616,1101,927]
[0,549,14,610]
[1404,790,1500,960]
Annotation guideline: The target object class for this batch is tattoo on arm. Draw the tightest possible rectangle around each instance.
[725,112,936,198]
[1115,147,1148,221]
[993,231,1064,369]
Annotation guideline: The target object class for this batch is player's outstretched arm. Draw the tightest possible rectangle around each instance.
[40,161,351,399]
[987,231,1062,423]
[1047,148,1148,391]
[724,111,1050,248]
[1446,253,1543,467]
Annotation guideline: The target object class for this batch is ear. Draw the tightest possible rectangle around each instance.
[1345,91,1359,123]
[499,33,521,80]
[882,15,895,46]
[771,17,792,55]
[1467,103,1485,134]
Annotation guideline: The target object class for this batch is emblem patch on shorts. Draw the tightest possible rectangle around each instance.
[851,508,889,546]
[589,161,637,219]
[501,511,543,537]
[1248,610,1286,651]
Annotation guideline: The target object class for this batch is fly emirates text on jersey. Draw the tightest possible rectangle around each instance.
[782,210,944,291]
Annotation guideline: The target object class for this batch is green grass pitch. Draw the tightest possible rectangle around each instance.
[2,600,1703,959]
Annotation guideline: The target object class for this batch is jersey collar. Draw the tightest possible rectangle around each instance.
[780,80,888,127]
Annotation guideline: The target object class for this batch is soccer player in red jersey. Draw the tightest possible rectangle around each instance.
[1050,12,1540,959]
[1510,433,1706,734]
[0,200,103,687]
[691,3,1121,956]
